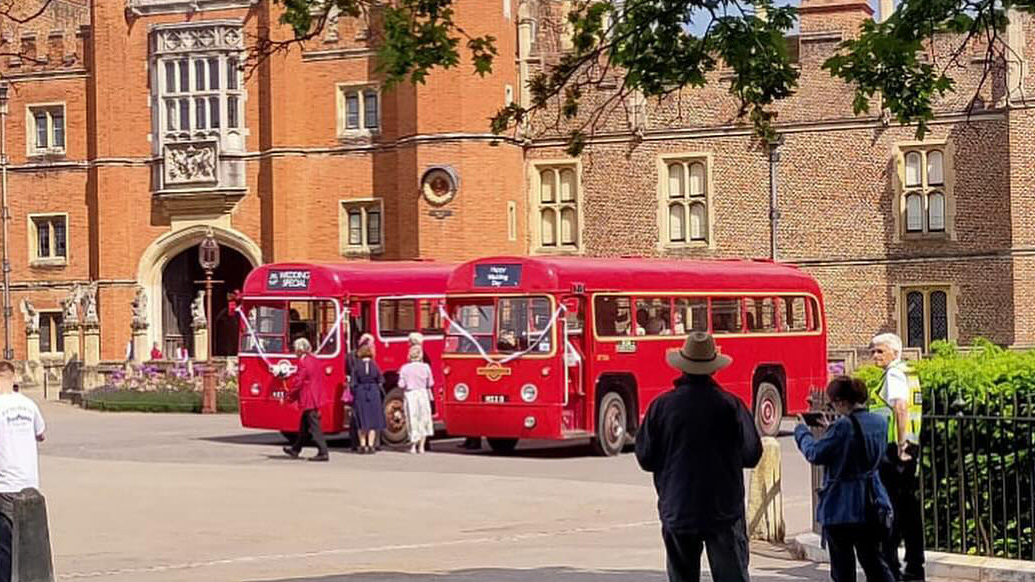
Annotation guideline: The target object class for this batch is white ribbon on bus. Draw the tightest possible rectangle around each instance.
[437,304,569,365]
[234,303,346,377]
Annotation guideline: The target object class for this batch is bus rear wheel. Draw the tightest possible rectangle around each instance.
[382,388,409,447]
[591,392,627,457]
[487,437,519,454]
[754,382,783,437]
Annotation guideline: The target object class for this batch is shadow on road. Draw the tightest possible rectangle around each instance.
[245,563,831,582]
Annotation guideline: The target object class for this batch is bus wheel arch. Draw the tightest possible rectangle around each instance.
[591,374,638,457]
[752,365,786,437]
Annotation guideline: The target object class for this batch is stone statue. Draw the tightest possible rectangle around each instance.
[131,286,148,330]
[61,284,81,325]
[191,291,207,329]
[19,299,39,335]
[81,281,99,326]
[323,4,341,42]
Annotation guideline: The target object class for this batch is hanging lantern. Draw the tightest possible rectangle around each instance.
[198,230,221,271]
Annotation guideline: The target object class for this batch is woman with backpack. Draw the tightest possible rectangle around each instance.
[794,376,896,582]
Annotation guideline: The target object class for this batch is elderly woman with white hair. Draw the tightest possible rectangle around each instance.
[398,344,434,454]
[283,337,330,462]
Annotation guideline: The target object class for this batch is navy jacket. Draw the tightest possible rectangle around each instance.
[794,409,893,526]
[635,374,763,534]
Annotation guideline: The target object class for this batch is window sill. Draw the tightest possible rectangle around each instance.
[343,246,384,258]
[663,241,710,249]
[337,129,380,142]
[27,150,66,160]
[533,246,583,256]
[30,257,68,269]
[901,232,950,241]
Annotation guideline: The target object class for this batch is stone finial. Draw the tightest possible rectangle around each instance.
[131,286,149,331]
[19,299,39,336]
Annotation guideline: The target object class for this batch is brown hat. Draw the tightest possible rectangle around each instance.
[666,332,732,375]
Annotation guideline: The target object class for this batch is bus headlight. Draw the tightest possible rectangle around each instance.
[520,384,538,403]
[250,383,260,396]
[454,383,470,401]
[325,366,333,375]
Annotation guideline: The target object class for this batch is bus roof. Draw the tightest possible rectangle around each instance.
[447,256,822,295]
[242,261,453,297]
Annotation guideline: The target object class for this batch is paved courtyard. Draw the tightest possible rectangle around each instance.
[35,395,835,582]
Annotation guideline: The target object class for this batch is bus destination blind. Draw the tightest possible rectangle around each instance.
[267,270,311,291]
[474,264,522,288]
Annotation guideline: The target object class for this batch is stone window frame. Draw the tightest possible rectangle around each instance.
[154,35,244,140]
[336,83,381,139]
[528,159,584,255]
[38,310,64,356]
[893,283,958,353]
[656,153,716,250]
[893,140,956,242]
[27,213,69,268]
[26,103,66,157]
[339,198,385,257]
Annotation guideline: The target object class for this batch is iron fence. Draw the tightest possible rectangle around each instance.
[921,388,1035,559]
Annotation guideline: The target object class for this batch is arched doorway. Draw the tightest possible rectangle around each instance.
[161,244,253,357]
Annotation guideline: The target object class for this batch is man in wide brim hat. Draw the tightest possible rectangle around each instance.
[665,331,732,376]
[637,332,762,582]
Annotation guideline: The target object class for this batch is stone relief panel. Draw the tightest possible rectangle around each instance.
[164,142,218,185]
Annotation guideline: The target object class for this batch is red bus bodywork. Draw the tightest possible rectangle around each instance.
[440,257,827,455]
[237,262,451,442]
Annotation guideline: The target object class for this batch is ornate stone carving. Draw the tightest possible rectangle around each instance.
[323,5,341,42]
[131,1,257,19]
[165,142,218,185]
[151,21,245,54]
[131,286,149,331]
[81,282,99,326]
[19,299,39,336]
[191,291,208,330]
[61,284,82,327]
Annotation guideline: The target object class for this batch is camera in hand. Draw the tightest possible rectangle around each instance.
[800,411,830,427]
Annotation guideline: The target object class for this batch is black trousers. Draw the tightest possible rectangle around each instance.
[291,409,328,456]
[825,524,895,582]
[0,511,10,582]
[661,516,750,582]
[880,445,925,580]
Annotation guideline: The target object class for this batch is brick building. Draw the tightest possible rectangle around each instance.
[2,0,1033,373]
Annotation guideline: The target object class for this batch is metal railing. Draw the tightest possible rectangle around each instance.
[921,388,1035,559]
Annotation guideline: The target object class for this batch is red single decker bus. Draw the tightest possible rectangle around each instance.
[440,257,827,456]
[237,261,452,445]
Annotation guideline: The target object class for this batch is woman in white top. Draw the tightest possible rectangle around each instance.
[397,345,434,454]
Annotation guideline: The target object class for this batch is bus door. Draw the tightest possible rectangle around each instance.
[561,295,587,431]
[348,299,372,348]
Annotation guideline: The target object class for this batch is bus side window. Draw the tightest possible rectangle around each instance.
[637,297,672,335]
[807,297,821,331]
[783,296,808,332]
[420,300,445,335]
[379,299,418,337]
[711,298,742,334]
[675,298,708,334]
[593,295,620,336]
[563,297,584,334]
[745,298,776,333]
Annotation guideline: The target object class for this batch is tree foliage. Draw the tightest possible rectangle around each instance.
[274,0,1033,154]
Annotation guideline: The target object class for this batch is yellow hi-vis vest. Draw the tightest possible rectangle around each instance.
[869,361,923,444]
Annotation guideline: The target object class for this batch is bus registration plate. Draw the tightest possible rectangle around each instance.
[483,395,507,404]
[271,390,286,399]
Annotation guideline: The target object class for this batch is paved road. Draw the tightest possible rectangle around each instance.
[34,396,834,582]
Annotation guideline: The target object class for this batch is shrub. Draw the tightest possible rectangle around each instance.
[83,389,239,413]
[858,339,1035,558]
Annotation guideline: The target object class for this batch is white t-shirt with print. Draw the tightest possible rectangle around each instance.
[0,393,45,493]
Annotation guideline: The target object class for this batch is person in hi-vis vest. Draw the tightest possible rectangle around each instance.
[869,333,925,582]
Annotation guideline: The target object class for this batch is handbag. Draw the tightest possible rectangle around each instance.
[341,385,354,404]
[848,413,894,537]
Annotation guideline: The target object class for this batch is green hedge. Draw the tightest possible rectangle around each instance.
[83,389,239,413]
[858,340,1035,559]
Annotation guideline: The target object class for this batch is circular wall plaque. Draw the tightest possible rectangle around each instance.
[421,166,459,206]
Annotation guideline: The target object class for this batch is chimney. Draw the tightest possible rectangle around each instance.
[879,0,895,22]
[799,0,874,36]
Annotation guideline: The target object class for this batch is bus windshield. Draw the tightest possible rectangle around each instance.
[446,296,554,355]
[239,299,340,356]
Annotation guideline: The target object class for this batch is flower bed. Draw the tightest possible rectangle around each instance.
[85,361,240,413]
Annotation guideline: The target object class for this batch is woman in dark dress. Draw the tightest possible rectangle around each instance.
[350,343,385,454]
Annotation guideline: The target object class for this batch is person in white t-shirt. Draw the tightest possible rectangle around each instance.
[0,361,45,582]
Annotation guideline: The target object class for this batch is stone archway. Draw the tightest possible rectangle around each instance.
[136,226,261,356]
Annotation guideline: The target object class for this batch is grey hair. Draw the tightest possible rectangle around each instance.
[870,332,902,356]
[293,337,313,354]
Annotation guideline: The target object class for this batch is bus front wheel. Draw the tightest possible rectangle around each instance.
[591,392,627,457]
[754,382,783,437]
[382,388,409,447]
[487,437,519,454]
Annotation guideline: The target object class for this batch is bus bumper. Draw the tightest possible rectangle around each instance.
[443,403,563,439]
[239,399,344,434]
